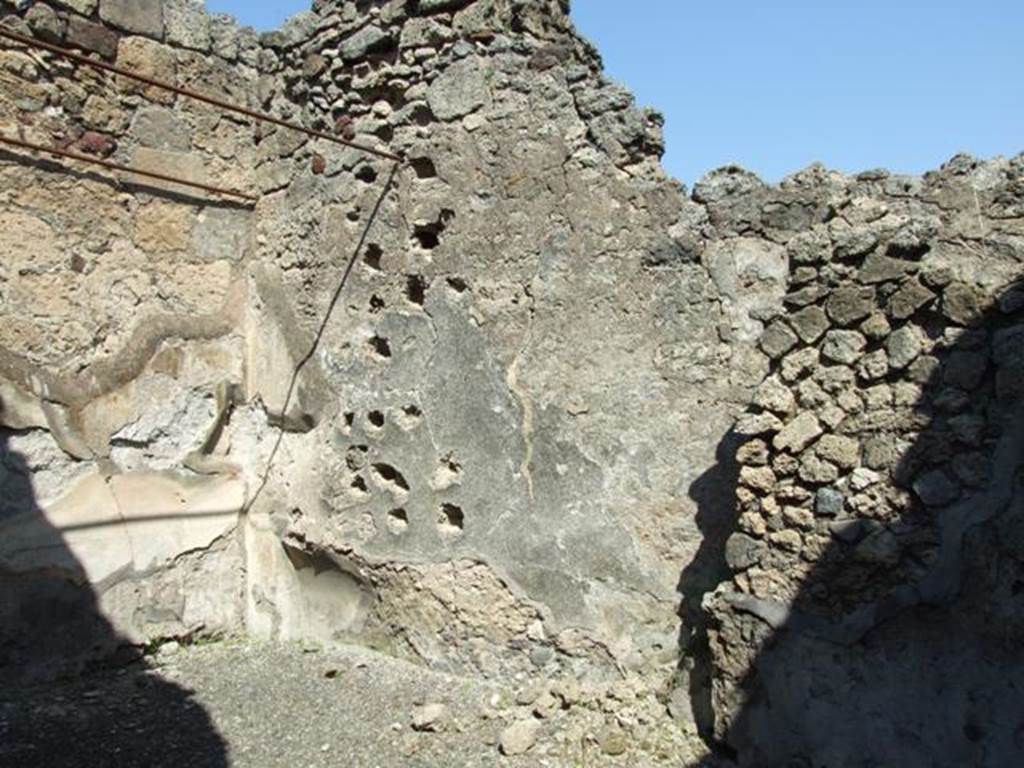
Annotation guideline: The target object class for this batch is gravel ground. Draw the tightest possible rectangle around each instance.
[1,640,703,767]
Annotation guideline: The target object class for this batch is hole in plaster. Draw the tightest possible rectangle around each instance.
[331,108,354,131]
[437,503,465,535]
[356,164,378,184]
[369,335,392,359]
[412,209,455,251]
[410,157,437,179]
[364,243,383,270]
[347,208,361,222]
[372,463,410,493]
[362,84,405,109]
[369,294,385,312]
[387,508,409,534]
[340,411,356,436]
[413,224,440,250]
[367,410,385,428]
[446,276,468,293]
[376,45,401,68]
[351,475,369,496]
[408,103,433,127]
[887,241,931,260]
[397,404,423,431]
[431,455,462,490]
[406,274,427,306]
[346,445,369,470]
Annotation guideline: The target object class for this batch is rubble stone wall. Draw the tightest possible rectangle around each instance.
[692,161,1024,765]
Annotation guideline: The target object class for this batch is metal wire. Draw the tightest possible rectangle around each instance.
[0,25,403,163]
[0,133,257,203]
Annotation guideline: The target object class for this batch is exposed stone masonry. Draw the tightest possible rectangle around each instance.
[721,163,1023,613]
[0,0,713,689]
[694,161,1024,764]
[0,1,1021,765]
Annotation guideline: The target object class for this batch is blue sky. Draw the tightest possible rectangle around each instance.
[206,0,1023,186]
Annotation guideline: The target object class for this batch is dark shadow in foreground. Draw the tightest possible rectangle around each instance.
[0,406,228,768]
[685,276,1024,767]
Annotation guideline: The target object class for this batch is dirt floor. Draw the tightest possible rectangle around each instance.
[0,640,711,767]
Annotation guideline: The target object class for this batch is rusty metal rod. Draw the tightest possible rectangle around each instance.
[0,25,403,163]
[0,133,257,203]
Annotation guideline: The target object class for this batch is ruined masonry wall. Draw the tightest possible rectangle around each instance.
[0,8,1021,763]
[0,0,275,677]
[693,161,1024,764]
[0,0,721,683]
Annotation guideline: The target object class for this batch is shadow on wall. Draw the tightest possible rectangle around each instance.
[684,276,1024,767]
[677,428,743,740]
[0,405,228,768]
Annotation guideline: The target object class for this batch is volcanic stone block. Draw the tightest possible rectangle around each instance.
[788,306,829,344]
[942,281,988,326]
[857,253,916,284]
[826,285,875,326]
[736,439,770,466]
[165,0,211,52]
[428,55,490,120]
[815,487,845,516]
[25,4,64,43]
[886,279,936,320]
[860,311,892,340]
[54,0,98,15]
[787,229,831,264]
[100,0,164,38]
[799,454,839,484]
[739,466,777,494]
[821,330,867,365]
[833,224,879,260]
[886,325,923,369]
[725,533,768,571]
[736,412,784,437]
[856,349,889,381]
[815,434,860,470]
[751,375,796,415]
[340,24,391,60]
[759,320,799,360]
[773,412,823,453]
[66,15,119,59]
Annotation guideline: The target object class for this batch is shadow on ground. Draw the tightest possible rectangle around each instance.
[0,405,228,768]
